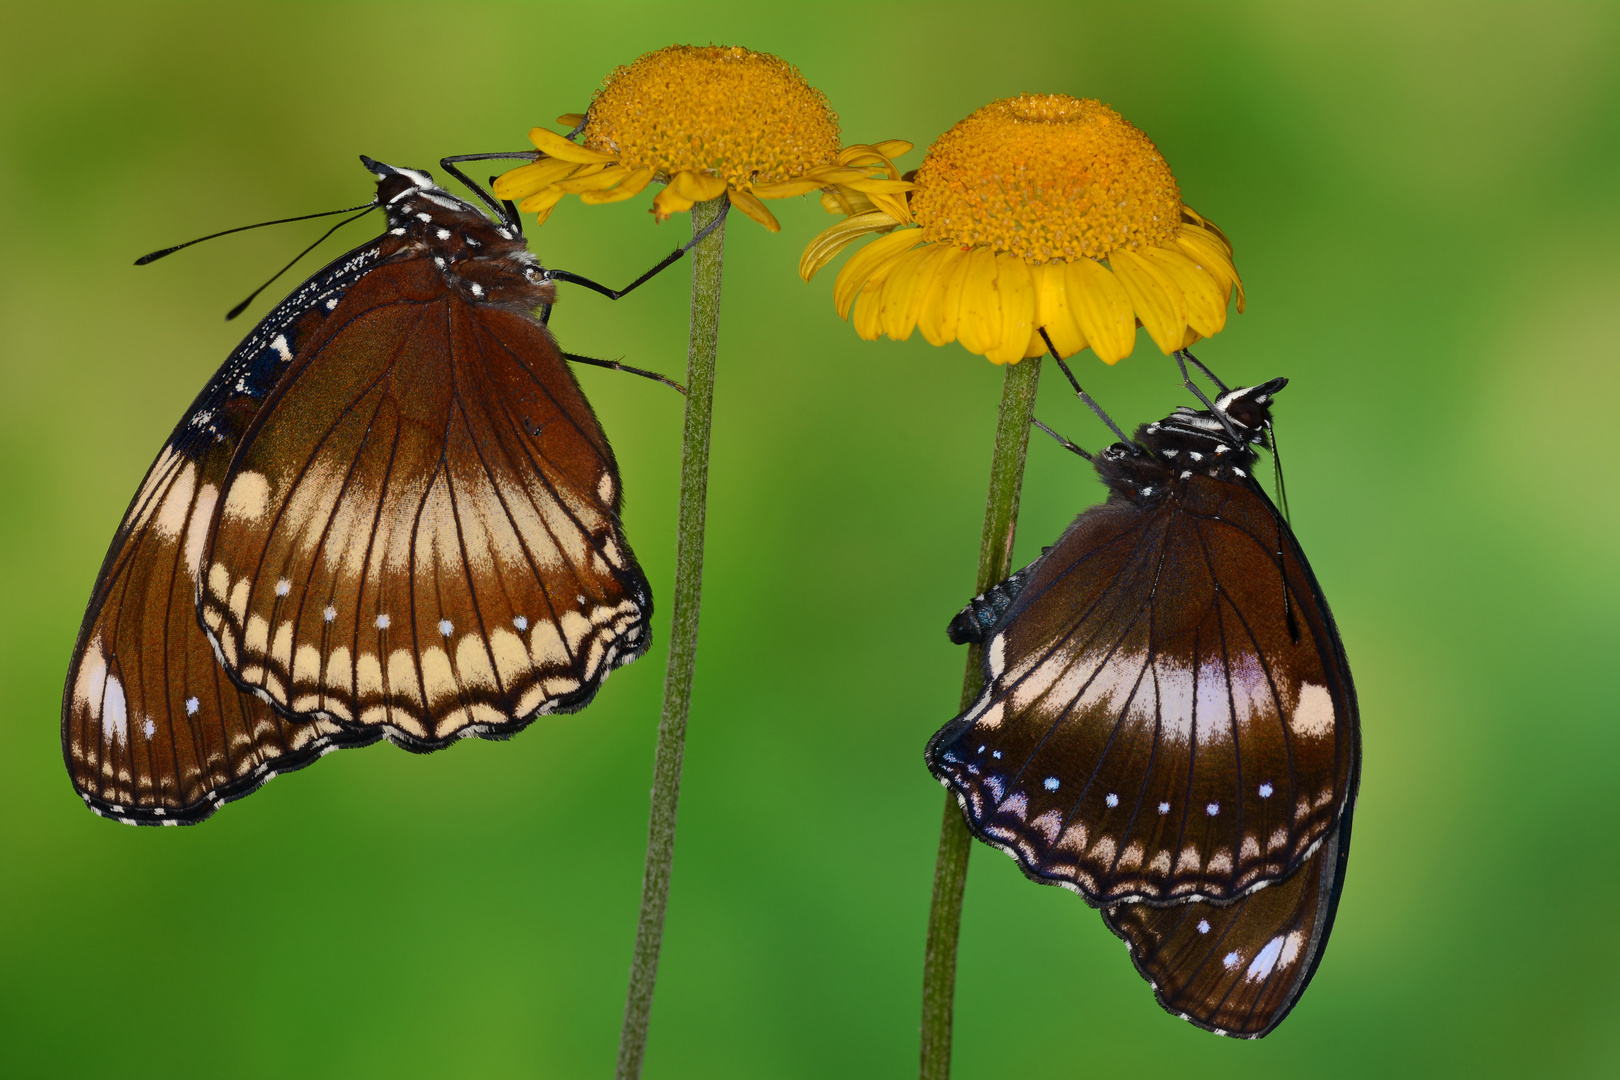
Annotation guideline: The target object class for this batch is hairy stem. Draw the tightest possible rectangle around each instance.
[616,196,727,1080]
[919,355,1043,1080]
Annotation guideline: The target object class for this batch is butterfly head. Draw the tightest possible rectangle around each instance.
[361,156,554,312]
[1095,377,1288,503]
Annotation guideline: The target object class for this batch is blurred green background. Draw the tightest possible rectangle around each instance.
[2,2,1616,1076]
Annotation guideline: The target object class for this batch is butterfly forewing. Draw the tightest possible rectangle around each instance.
[199,238,648,745]
[63,242,386,822]
[928,389,1356,905]
[1102,784,1356,1037]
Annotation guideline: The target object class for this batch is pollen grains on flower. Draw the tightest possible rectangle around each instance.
[799,93,1245,366]
[492,45,914,233]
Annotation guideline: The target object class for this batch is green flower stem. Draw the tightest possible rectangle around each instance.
[920,354,1043,1080]
[616,196,727,1080]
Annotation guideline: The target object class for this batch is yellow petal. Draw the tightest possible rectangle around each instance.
[1142,245,1227,337]
[1065,258,1136,364]
[493,158,580,200]
[804,166,869,185]
[652,186,695,222]
[872,139,913,159]
[517,186,567,215]
[1175,225,1245,314]
[530,201,557,228]
[528,126,616,164]
[865,189,913,225]
[955,247,1002,357]
[1108,247,1188,355]
[987,254,1036,365]
[670,170,729,203]
[580,167,655,205]
[1023,329,1049,359]
[799,210,900,281]
[877,248,930,340]
[1180,325,1204,350]
[750,179,824,199]
[556,165,635,193]
[726,187,781,232]
[556,112,586,128]
[851,283,886,341]
[833,228,924,319]
[1033,263,1087,358]
[919,246,970,347]
[821,189,875,216]
[899,244,951,338]
[839,177,915,194]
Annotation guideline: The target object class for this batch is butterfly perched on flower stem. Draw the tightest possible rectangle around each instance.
[929,371,1359,1037]
[64,157,693,825]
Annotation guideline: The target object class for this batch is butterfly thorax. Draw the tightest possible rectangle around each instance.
[1094,377,1287,504]
[371,161,556,313]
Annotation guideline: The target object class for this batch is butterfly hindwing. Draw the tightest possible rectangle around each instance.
[1101,769,1357,1038]
[62,240,388,823]
[198,197,650,747]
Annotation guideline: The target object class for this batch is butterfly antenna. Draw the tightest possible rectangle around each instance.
[1039,329,1140,451]
[562,351,687,395]
[1266,420,1293,524]
[439,153,536,230]
[1031,417,1092,460]
[1173,349,1245,445]
[224,205,376,321]
[135,201,375,265]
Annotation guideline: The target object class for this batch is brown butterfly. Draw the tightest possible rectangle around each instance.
[930,372,1358,1034]
[64,157,673,824]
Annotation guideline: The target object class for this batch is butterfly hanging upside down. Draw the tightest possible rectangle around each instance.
[64,157,685,825]
[929,374,1360,1038]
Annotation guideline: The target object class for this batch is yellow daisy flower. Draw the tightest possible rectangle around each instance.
[492,44,913,233]
[799,93,1245,365]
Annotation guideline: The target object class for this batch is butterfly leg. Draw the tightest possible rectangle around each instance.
[562,352,686,394]
[546,199,732,301]
[1039,329,1140,450]
[1030,417,1092,460]
[1178,349,1231,394]
[1173,350,1245,445]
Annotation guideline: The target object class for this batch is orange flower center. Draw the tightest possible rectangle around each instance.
[909,94,1182,263]
[583,45,842,189]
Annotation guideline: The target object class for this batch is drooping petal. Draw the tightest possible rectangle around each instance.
[517,186,568,215]
[556,112,587,128]
[872,139,913,159]
[652,186,696,222]
[1142,245,1227,337]
[920,246,970,347]
[1175,224,1245,313]
[987,253,1036,365]
[900,244,953,339]
[557,165,636,193]
[1108,247,1188,355]
[956,247,1003,357]
[670,170,730,202]
[492,157,581,201]
[851,281,886,341]
[751,179,824,199]
[833,229,925,319]
[1033,262,1087,358]
[1065,257,1136,364]
[804,166,871,185]
[878,247,931,340]
[528,127,617,164]
[799,211,900,281]
[726,187,781,232]
[821,189,874,216]
[580,168,656,205]
[865,189,913,225]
